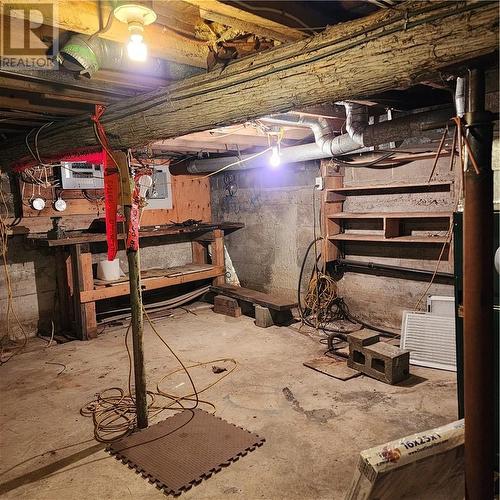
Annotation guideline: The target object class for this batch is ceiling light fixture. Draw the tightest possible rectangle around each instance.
[113,3,157,62]
[269,145,281,169]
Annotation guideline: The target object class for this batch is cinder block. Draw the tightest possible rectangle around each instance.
[213,295,241,318]
[348,331,380,349]
[348,340,410,385]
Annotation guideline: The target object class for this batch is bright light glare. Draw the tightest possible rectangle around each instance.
[269,146,281,168]
[127,33,147,62]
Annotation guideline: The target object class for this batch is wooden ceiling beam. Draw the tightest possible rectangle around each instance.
[0,75,121,103]
[183,0,305,42]
[4,1,209,68]
[0,96,88,116]
[1,1,498,166]
[0,69,139,97]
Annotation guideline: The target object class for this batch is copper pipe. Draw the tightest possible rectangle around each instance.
[463,68,494,500]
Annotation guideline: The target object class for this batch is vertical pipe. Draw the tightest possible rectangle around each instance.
[463,68,494,499]
[124,205,148,429]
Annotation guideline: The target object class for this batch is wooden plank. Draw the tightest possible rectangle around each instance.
[54,247,73,332]
[211,229,225,286]
[210,284,296,311]
[27,223,244,246]
[184,0,305,42]
[70,244,97,339]
[327,181,452,194]
[328,234,449,244]
[3,2,208,67]
[0,96,87,116]
[3,1,497,165]
[80,266,225,303]
[328,211,452,219]
[191,240,208,264]
[384,218,401,239]
[321,159,343,262]
[22,198,105,218]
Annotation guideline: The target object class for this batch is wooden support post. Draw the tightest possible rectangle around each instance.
[320,160,344,263]
[55,247,73,333]
[211,229,225,286]
[463,68,494,500]
[70,243,97,340]
[191,240,208,264]
[119,149,149,430]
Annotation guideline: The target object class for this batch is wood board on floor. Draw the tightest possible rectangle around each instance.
[304,356,361,381]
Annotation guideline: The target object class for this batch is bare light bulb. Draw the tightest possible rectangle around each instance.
[269,146,281,168]
[127,32,147,62]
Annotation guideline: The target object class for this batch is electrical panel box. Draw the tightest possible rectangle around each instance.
[144,166,173,210]
[59,161,105,190]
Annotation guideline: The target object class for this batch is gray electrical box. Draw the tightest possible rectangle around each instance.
[144,166,173,210]
[59,161,104,190]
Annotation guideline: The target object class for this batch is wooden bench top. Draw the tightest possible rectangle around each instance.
[210,284,297,311]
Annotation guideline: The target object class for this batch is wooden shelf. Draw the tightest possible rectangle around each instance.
[328,234,449,244]
[326,181,452,201]
[27,222,244,246]
[80,264,225,303]
[328,211,452,220]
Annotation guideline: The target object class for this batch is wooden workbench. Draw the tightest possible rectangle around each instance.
[27,223,243,340]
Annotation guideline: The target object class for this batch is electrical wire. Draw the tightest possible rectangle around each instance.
[0,181,30,364]
[191,147,272,179]
[81,308,237,442]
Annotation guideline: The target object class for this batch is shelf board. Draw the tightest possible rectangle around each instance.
[328,211,452,220]
[328,233,449,244]
[326,181,452,197]
[81,264,225,303]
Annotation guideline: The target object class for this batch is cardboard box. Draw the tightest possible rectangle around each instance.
[345,420,464,499]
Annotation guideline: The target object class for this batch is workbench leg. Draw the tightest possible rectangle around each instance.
[211,229,225,286]
[55,247,73,333]
[70,243,97,340]
[191,240,208,264]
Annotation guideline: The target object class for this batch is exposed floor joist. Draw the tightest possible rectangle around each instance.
[2,0,498,167]
[184,0,306,42]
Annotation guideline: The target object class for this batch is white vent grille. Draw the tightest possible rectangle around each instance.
[401,311,456,372]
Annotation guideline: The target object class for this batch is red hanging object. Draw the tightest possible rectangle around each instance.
[91,105,119,261]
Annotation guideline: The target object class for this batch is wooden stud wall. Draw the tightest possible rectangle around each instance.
[16,173,211,233]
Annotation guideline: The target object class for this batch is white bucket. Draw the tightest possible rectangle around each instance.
[97,258,121,281]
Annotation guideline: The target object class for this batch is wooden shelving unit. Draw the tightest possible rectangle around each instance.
[327,211,452,243]
[326,181,452,201]
[328,234,449,244]
[319,158,454,262]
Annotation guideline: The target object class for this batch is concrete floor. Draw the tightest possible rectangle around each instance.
[0,306,458,499]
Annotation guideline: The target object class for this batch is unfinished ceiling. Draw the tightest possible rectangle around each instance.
[0,0,389,145]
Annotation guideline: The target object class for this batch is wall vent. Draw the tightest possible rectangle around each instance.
[400,311,456,372]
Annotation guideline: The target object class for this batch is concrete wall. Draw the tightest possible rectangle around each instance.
[210,162,320,300]
[210,155,459,330]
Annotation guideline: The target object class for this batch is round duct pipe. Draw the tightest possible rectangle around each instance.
[57,34,100,77]
[57,34,202,79]
[178,106,454,174]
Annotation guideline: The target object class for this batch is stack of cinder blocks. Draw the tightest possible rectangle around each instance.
[347,331,410,385]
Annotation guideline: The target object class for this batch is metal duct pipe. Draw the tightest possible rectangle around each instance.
[455,76,466,118]
[262,104,364,155]
[182,106,454,174]
[57,34,201,79]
